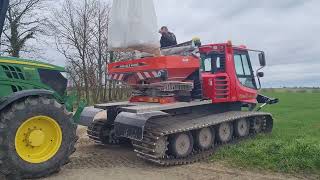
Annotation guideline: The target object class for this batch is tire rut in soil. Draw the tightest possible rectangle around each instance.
[64,146,142,169]
[65,155,144,169]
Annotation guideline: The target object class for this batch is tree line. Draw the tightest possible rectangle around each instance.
[0,0,134,104]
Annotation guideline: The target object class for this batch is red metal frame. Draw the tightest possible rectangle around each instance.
[107,41,259,105]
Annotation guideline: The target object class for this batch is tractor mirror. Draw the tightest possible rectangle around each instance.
[257,72,264,78]
[259,52,266,67]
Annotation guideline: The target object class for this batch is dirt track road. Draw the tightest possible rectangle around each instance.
[42,127,308,180]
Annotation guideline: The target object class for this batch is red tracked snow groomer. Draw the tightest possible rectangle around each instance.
[87,40,278,165]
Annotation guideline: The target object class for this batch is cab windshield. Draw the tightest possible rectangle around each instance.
[233,50,257,89]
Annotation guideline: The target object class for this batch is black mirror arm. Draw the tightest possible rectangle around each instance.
[255,66,265,90]
[257,76,262,90]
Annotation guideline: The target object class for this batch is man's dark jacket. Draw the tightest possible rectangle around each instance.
[160,32,177,48]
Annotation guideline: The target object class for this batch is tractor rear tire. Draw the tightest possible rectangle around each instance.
[0,96,77,179]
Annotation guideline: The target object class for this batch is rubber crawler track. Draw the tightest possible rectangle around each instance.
[87,120,129,145]
[132,111,273,166]
[87,120,108,144]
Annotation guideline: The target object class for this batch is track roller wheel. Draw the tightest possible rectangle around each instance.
[169,132,194,158]
[217,122,233,143]
[234,119,249,137]
[194,127,215,150]
[252,117,263,133]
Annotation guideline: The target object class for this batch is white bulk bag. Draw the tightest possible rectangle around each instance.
[109,0,160,55]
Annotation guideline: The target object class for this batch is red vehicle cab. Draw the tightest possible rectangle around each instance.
[199,42,263,105]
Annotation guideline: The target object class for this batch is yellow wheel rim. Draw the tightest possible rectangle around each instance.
[15,116,62,164]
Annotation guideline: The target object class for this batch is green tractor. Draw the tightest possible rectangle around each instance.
[0,56,79,179]
[0,0,83,178]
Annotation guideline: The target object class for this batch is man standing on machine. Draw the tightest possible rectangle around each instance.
[159,26,177,48]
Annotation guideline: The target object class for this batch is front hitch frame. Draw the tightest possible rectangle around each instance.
[256,94,279,111]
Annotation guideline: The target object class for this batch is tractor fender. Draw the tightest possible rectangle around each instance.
[0,89,55,111]
[114,111,169,141]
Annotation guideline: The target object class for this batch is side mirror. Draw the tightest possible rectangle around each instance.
[257,72,264,78]
[259,52,266,67]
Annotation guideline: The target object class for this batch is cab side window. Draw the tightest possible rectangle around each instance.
[201,53,226,73]
[241,55,251,75]
[234,55,244,75]
[203,58,212,72]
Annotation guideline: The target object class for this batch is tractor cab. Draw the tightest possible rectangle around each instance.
[0,56,68,99]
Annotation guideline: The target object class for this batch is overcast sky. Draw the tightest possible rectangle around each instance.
[47,0,320,87]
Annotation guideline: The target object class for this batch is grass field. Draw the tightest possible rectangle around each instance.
[211,92,320,175]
